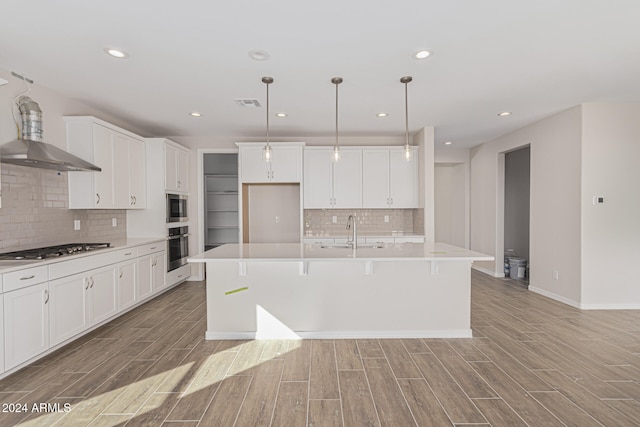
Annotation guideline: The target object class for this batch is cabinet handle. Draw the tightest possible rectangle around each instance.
[150,246,156,250]
[119,270,123,278]
[133,196,137,205]
[20,275,36,280]
[177,180,181,188]
[124,252,132,256]
[44,289,49,304]
[85,278,90,290]
[96,193,100,204]
[90,277,94,288]
[152,259,157,267]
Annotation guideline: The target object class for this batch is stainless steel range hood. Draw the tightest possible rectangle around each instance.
[0,96,101,172]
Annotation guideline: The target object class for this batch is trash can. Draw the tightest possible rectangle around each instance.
[508,257,527,280]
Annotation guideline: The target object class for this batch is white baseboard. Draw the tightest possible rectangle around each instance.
[205,329,473,340]
[529,286,581,309]
[472,265,503,278]
[579,303,640,310]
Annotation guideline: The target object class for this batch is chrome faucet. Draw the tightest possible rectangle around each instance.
[346,214,357,249]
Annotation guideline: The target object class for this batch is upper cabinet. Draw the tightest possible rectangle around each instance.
[363,147,418,208]
[165,143,189,193]
[303,148,362,208]
[65,117,146,209]
[237,143,304,183]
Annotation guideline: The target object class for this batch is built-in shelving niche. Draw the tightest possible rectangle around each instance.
[203,153,239,250]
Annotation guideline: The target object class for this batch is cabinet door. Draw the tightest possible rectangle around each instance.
[240,147,270,183]
[151,253,166,292]
[49,273,88,347]
[362,149,390,208]
[0,295,4,374]
[389,149,418,208]
[117,261,137,311]
[176,148,189,191]
[137,255,153,300]
[129,138,147,208]
[303,149,333,208]
[113,132,131,208]
[333,149,362,208]
[88,266,117,325]
[93,124,115,208]
[270,146,301,182]
[4,283,50,371]
[165,145,178,191]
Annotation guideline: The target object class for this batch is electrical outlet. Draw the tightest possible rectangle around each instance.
[112,218,117,227]
[553,269,559,280]
[275,216,280,224]
[332,216,337,224]
[74,220,81,231]
[384,215,389,223]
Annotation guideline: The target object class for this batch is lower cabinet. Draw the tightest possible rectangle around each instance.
[89,266,118,325]
[117,260,137,311]
[49,272,89,347]
[3,282,50,371]
[151,252,166,292]
[0,295,4,375]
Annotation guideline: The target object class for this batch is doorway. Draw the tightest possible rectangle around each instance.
[503,146,530,282]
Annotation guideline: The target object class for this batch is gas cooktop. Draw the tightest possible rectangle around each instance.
[0,243,111,261]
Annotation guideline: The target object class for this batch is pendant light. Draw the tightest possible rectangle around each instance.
[262,76,273,162]
[331,77,343,162]
[401,76,413,161]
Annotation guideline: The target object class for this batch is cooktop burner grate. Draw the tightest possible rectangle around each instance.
[0,243,111,260]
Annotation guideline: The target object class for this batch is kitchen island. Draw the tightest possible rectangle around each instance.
[189,242,493,339]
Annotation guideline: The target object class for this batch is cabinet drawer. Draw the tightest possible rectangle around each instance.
[49,251,119,280]
[365,237,395,244]
[137,242,165,257]
[115,248,139,263]
[4,266,49,292]
[394,237,425,243]
[303,238,334,245]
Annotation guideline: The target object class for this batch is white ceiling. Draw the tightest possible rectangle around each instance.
[1,0,639,149]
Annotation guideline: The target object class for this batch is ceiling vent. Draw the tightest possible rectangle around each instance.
[235,98,261,108]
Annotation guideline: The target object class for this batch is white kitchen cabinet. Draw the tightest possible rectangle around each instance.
[49,272,89,347]
[88,265,118,325]
[4,282,49,371]
[165,143,189,192]
[0,294,4,374]
[117,260,137,311]
[66,116,146,209]
[114,134,147,209]
[303,148,362,208]
[394,236,425,243]
[362,147,418,208]
[152,253,166,292]
[238,143,304,183]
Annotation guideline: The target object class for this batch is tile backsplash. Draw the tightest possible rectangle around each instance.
[0,164,126,250]
[304,208,424,235]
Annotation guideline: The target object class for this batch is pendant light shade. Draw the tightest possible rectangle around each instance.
[401,76,413,161]
[262,76,273,162]
[331,77,343,162]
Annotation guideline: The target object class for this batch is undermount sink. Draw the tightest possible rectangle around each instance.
[320,244,385,249]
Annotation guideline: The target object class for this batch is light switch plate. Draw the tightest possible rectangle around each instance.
[332,216,337,224]
[74,220,81,230]
[112,218,117,227]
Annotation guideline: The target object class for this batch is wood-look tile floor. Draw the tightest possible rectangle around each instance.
[1,271,640,426]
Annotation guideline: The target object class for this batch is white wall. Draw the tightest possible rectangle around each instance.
[580,103,640,308]
[470,106,582,304]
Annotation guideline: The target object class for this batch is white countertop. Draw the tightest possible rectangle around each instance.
[189,242,493,263]
[0,237,165,274]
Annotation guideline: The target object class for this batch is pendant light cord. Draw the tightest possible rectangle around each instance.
[404,80,409,147]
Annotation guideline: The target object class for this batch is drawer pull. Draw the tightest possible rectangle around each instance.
[20,275,36,280]
[150,246,156,250]
[44,289,49,304]
[124,252,133,256]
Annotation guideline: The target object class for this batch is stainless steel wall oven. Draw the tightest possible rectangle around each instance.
[167,226,189,271]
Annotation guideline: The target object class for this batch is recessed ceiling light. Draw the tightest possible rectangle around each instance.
[415,50,431,59]
[275,112,288,117]
[444,141,453,145]
[104,48,129,59]
[248,50,270,61]
[376,112,389,118]
[189,112,202,117]
[498,111,512,117]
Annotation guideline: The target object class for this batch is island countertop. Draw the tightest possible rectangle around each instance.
[189,242,493,263]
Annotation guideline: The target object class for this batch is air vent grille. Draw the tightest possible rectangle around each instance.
[234,98,261,108]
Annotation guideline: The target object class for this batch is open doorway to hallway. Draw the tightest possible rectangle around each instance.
[503,146,530,284]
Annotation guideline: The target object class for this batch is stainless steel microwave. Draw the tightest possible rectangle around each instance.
[166,193,188,223]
